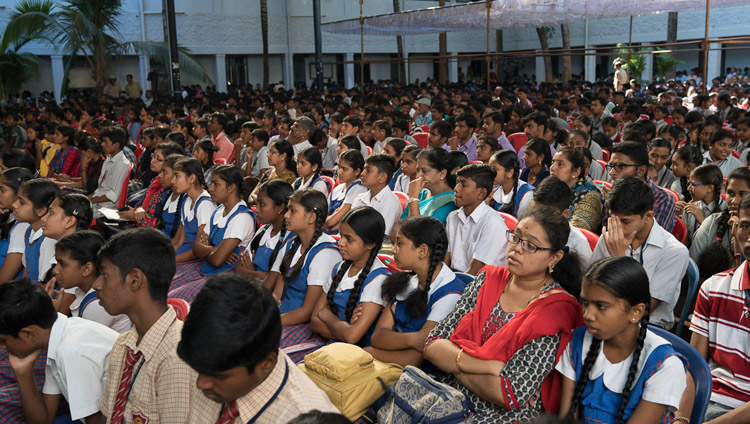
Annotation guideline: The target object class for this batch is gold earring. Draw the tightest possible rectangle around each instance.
[548,265,554,274]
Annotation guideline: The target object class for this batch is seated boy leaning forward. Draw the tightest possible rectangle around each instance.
[0,280,119,424]
[94,227,199,424]
[177,273,339,423]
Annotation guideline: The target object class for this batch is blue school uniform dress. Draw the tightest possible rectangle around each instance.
[557,326,687,424]
[328,180,363,215]
[175,191,214,255]
[0,220,29,280]
[391,265,466,333]
[389,168,403,190]
[294,174,330,196]
[277,235,340,314]
[326,259,390,346]
[157,191,183,239]
[491,181,535,215]
[22,227,55,283]
[251,225,295,273]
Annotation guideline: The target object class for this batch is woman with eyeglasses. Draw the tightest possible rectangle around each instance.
[423,206,584,423]
[549,147,604,232]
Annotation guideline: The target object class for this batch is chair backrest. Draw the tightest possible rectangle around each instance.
[595,159,608,170]
[640,114,651,121]
[649,326,712,424]
[420,124,430,132]
[117,163,135,209]
[507,132,528,153]
[133,145,146,161]
[469,160,483,165]
[393,191,409,212]
[412,132,429,148]
[601,149,610,162]
[498,212,518,231]
[676,258,700,335]
[319,175,336,192]
[330,233,341,242]
[672,216,687,243]
[732,150,740,158]
[593,179,612,190]
[213,157,227,165]
[167,298,191,321]
[662,187,680,203]
[366,146,373,155]
[377,254,402,273]
[665,116,673,125]
[578,228,600,251]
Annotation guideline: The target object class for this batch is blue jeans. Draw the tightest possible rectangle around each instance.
[704,400,733,421]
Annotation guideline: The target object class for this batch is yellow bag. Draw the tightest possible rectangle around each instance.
[299,343,403,421]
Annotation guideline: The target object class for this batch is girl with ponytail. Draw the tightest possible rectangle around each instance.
[557,256,687,424]
[235,180,294,279]
[193,139,220,183]
[13,178,60,283]
[171,157,216,263]
[369,216,465,368]
[293,147,329,196]
[423,206,583,422]
[670,145,703,206]
[267,189,341,359]
[310,206,389,346]
[0,167,33,282]
[488,149,534,217]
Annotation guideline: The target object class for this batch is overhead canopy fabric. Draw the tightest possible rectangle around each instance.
[322,0,747,35]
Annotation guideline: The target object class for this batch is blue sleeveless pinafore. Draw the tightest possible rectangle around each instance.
[278,238,338,314]
[199,204,254,274]
[175,195,212,255]
[391,277,466,333]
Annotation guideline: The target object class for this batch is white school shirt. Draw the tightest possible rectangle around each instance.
[351,186,402,239]
[293,140,313,160]
[296,175,330,196]
[164,192,180,215]
[396,264,461,323]
[271,234,342,287]
[492,182,533,217]
[201,201,255,249]
[68,287,131,333]
[181,191,215,227]
[322,137,338,170]
[92,150,131,206]
[590,221,689,329]
[556,329,686,412]
[372,140,385,154]
[323,258,388,306]
[567,223,593,269]
[393,173,412,194]
[329,181,367,207]
[446,202,508,272]
[43,313,119,421]
[703,151,743,177]
[22,227,56,280]
[7,220,29,254]
[588,159,606,181]
[682,198,726,239]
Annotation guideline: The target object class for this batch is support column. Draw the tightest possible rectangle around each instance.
[642,53,654,83]
[51,55,64,102]
[706,42,722,87]
[282,53,293,89]
[448,52,458,83]
[215,54,227,93]
[585,50,597,83]
[344,53,355,89]
[138,55,150,97]
[535,51,545,83]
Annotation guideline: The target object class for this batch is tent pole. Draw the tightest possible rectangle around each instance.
[703,0,711,92]
[360,0,365,89]
[627,16,633,66]
[486,0,491,92]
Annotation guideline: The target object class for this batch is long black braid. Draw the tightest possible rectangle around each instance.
[171,193,186,238]
[571,336,602,418]
[489,150,522,214]
[404,236,446,318]
[679,176,692,202]
[501,173,520,215]
[279,190,328,280]
[615,309,649,424]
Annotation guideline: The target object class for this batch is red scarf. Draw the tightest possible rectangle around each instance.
[449,266,583,414]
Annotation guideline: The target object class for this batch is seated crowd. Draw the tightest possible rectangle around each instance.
[1,70,750,423]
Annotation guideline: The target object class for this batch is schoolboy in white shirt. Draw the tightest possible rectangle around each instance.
[351,154,402,242]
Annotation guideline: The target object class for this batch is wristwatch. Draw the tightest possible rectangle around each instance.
[408,197,420,204]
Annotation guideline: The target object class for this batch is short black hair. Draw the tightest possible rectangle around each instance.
[100,125,128,148]
[364,153,396,182]
[610,141,649,167]
[429,120,452,139]
[177,274,281,374]
[710,128,735,145]
[456,164,496,199]
[455,113,477,130]
[533,177,573,213]
[98,228,176,302]
[211,112,227,129]
[0,279,57,337]
[606,176,654,216]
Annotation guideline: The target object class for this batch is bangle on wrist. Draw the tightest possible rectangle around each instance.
[456,348,464,373]
[408,197,420,204]
[672,417,689,424]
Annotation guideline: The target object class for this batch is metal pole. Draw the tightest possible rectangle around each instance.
[703,0,711,92]
[486,0,491,92]
[313,0,324,90]
[360,0,364,89]
[165,0,180,95]
[627,16,633,66]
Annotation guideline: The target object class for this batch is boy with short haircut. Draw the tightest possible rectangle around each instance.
[531,177,593,267]
[242,128,270,178]
[89,126,131,214]
[94,228,198,424]
[590,176,689,329]
[445,164,508,275]
[428,120,452,149]
[391,120,417,145]
[178,274,338,423]
[704,128,743,177]
[0,279,118,424]
[351,153,401,241]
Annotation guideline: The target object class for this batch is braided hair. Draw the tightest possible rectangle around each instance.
[173,157,208,191]
[249,180,294,268]
[293,147,323,190]
[194,139,219,171]
[691,164,724,214]
[212,165,245,204]
[489,150,521,214]
[279,189,329,280]
[326,207,385,322]
[18,178,60,219]
[0,168,33,239]
[381,216,448,318]
[571,256,651,423]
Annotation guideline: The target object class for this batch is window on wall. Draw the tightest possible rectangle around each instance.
[226,55,248,88]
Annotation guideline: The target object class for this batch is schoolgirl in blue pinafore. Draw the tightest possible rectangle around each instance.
[23,227,55,283]
[277,235,340,314]
[156,189,184,239]
[175,190,214,256]
[0,219,29,281]
[491,181,535,215]
[391,266,467,333]
[328,180,363,215]
[293,173,330,196]
[559,327,687,424]
[252,225,295,273]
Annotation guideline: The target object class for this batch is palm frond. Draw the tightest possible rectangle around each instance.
[126,41,215,85]
[1,1,57,52]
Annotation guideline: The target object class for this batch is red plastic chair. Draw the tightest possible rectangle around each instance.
[578,228,600,250]
[595,159,607,170]
[330,234,341,242]
[665,116,673,125]
[393,191,409,211]
[640,114,651,121]
[498,212,518,231]
[662,187,680,203]
[213,158,227,165]
[732,150,740,158]
[601,149,610,162]
[507,132,528,153]
[133,145,146,161]
[366,146,373,155]
[420,124,430,132]
[593,179,612,190]
[319,175,336,192]
[672,216,687,243]
[167,298,190,320]
[117,163,134,209]
[377,254,402,273]
[412,132,429,148]
[469,160,484,165]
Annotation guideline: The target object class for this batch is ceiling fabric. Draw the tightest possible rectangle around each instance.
[322,0,747,35]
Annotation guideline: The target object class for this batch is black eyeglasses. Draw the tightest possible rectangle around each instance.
[505,230,555,254]
[605,163,640,173]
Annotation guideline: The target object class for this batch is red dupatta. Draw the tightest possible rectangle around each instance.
[449,265,583,414]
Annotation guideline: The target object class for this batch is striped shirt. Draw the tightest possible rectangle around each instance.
[650,178,676,232]
[690,263,750,408]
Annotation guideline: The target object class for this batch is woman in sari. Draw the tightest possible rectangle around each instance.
[401,147,459,224]
[550,147,605,232]
[424,206,584,423]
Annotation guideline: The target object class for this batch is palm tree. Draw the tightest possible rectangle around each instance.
[560,24,571,83]
[260,0,269,89]
[1,0,213,98]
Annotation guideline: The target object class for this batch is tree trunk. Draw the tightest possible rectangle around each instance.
[261,0,269,89]
[536,27,553,83]
[666,12,678,79]
[495,29,504,84]
[561,24,571,83]
[393,0,406,84]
